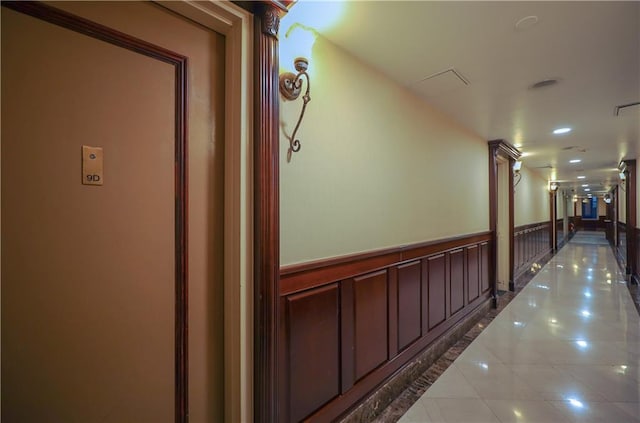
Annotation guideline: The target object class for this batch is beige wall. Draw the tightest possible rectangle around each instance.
[514,165,549,227]
[279,35,489,265]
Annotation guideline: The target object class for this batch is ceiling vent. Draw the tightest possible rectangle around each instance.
[412,68,469,98]
[561,146,587,152]
[614,101,640,116]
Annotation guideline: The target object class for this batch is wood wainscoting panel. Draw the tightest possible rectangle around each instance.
[481,242,490,293]
[513,222,552,279]
[279,232,492,422]
[426,254,447,330]
[397,261,422,352]
[467,245,480,302]
[449,249,465,315]
[286,284,341,423]
[353,271,389,381]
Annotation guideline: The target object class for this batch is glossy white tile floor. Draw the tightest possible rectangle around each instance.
[399,232,640,423]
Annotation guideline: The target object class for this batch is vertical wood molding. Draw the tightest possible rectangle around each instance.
[488,143,498,306]
[508,157,515,291]
[251,3,284,422]
[0,2,191,421]
[549,191,557,251]
[623,159,637,275]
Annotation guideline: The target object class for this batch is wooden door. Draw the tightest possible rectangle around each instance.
[1,2,225,421]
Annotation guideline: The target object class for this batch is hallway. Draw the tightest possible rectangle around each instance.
[398,232,640,423]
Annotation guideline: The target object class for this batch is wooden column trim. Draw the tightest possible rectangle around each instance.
[251,3,283,422]
[549,191,557,251]
[622,159,636,276]
[488,140,520,305]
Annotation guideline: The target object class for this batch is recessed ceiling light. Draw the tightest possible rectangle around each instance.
[569,159,581,163]
[584,188,591,191]
[581,184,589,187]
[577,176,586,179]
[553,127,572,135]
[514,144,522,148]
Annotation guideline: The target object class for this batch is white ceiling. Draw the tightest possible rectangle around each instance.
[294,1,640,195]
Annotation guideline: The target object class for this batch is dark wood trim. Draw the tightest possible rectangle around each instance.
[280,231,492,295]
[248,3,287,422]
[1,2,190,421]
[549,191,557,252]
[623,160,637,276]
[488,140,521,301]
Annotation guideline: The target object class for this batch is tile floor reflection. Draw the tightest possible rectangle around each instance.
[396,232,640,423]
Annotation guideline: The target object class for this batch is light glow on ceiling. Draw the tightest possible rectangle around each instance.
[577,176,586,179]
[568,398,584,408]
[553,127,572,134]
[570,159,581,163]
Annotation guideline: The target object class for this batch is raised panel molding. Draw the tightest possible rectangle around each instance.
[279,232,492,422]
[427,254,447,330]
[481,242,490,293]
[353,271,389,381]
[514,222,552,280]
[397,261,422,351]
[286,285,340,423]
[449,249,465,315]
[467,245,480,302]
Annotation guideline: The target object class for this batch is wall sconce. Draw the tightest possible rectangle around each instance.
[604,193,612,204]
[280,23,316,161]
[513,160,523,189]
[549,182,559,192]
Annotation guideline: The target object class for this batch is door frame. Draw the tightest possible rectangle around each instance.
[488,140,520,301]
[159,3,255,421]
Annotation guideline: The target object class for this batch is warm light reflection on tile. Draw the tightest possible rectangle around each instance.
[513,409,522,418]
